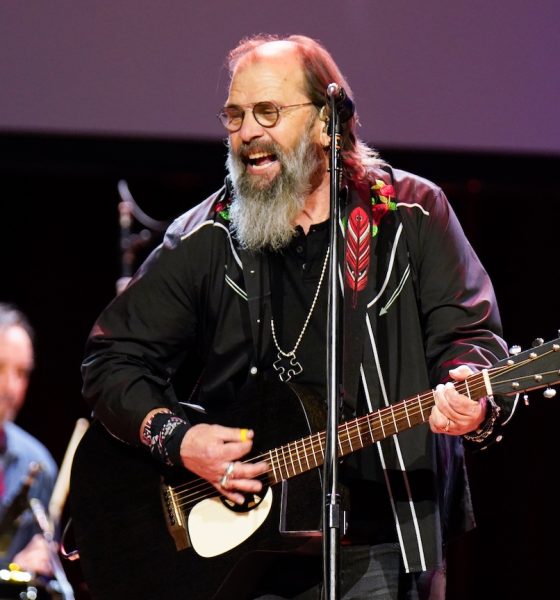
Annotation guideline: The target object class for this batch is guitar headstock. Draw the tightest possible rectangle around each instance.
[489,336,560,398]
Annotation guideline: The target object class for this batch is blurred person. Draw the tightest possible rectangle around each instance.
[0,303,58,577]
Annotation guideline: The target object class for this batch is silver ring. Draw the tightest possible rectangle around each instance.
[444,418,451,432]
[219,461,235,487]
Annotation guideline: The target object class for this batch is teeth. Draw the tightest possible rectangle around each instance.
[248,152,272,160]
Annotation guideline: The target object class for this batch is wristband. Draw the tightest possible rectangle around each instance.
[141,411,189,466]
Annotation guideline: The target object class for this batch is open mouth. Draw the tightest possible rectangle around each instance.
[245,151,278,170]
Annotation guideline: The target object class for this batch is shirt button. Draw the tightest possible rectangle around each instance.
[296,245,304,254]
[250,367,258,376]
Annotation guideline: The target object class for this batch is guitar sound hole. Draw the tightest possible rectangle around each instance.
[220,484,270,513]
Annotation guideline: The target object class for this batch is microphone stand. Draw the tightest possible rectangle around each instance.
[322,83,346,600]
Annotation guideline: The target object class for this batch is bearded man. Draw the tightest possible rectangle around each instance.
[72,34,513,600]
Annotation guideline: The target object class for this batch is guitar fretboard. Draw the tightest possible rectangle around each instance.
[265,374,484,485]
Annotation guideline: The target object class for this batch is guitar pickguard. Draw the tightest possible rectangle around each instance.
[187,488,273,557]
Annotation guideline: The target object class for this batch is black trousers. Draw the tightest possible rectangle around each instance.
[253,543,444,600]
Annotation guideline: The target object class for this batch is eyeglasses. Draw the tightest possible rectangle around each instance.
[217,101,315,132]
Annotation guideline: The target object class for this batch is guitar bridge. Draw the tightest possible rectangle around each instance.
[161,484,191,551]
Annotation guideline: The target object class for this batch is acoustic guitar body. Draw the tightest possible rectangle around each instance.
[70,382,324,600]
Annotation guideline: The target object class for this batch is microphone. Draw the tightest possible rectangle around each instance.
[326,83,355,123]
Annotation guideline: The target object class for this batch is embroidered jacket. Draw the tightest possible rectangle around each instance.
[82,167,512,572]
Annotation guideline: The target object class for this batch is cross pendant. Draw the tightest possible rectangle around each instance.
[273,353,303,382]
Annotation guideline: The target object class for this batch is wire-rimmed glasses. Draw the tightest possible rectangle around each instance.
[217,101,315,132]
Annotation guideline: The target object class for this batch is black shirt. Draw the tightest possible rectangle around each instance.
[269,222,396,544]
[268,221,330,396]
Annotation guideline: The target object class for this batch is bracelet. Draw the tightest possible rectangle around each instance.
[141,411,189,466]
[463,396,500,443]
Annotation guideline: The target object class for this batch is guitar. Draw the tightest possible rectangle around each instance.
[69,338,560,600]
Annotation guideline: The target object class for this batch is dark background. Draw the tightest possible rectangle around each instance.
[1,132,558,598]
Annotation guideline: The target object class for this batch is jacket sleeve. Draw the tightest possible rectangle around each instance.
[399,180,515,449]
[81,226,199,446]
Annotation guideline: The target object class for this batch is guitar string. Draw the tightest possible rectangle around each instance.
[171,356,556,508]
[173,350,551,501]
[171,389,456,506]
[172,362,554,508]
[171,369,548,510]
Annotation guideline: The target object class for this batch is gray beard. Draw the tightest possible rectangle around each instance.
[226,129,325,252]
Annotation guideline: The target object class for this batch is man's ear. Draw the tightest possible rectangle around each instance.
[318,106,331,148]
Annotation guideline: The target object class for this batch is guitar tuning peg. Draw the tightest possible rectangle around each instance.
[543,387,557,399]
[509,344,522,356]
[532,337,544,347]
[523,394,529,406]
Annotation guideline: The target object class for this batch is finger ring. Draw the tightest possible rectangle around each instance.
[444,418,451,432]
[219,461,235,487]
[240,428,249,442]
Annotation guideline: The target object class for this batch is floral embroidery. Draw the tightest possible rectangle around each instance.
[214,197,232,221]
[370,179,397,237]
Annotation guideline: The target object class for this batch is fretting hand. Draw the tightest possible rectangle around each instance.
[429,366,487,436]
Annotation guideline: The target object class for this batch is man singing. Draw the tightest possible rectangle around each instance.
[73,34,513,599]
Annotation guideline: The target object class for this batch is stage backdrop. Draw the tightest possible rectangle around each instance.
[1,0,559,154]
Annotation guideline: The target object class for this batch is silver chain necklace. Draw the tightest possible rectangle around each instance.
[271,246,330,382]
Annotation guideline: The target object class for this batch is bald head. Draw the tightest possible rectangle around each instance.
[232,39,301,68]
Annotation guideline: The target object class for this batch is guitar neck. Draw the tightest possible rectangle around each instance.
[265,374,485,485]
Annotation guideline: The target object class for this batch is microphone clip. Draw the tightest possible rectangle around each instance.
[326,83,355,126]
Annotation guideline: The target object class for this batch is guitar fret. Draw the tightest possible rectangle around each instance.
[303,438,311,471]
[281,443,292,478]
[345,421,353,453]
[378,410,386,438]
[276,445,284,480]
[464,378,471,400]
[419,394,427,421]
[366,414,376,444]
[280,446,289,480]
[292,441,300,476]
[317,432,324,462]
[309,434,316,466]
[390,404,398,434]
[355,420,364,448]
[403,400,411,428]
[282,446,290,479]
[277,446,287,481]
[295,439,303,475]
[269,449,278,484]
[288,441,296,477]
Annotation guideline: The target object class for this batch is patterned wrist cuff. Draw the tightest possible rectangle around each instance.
[141,409,172,446]
[463,396,500,443]
[141,411,189,466]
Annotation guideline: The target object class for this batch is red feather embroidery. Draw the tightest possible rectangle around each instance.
[345,206,371,308]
